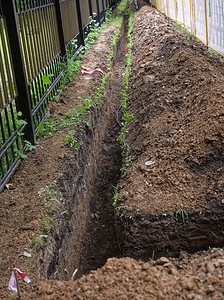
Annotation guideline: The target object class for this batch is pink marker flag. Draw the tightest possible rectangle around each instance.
[81,66,108,75]
[8,271,17,292]
[8,268,31,293]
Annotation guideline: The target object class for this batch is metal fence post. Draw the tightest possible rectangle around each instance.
[1,0,35,145]
[88,0,93,17]
[101,0,105,22]
[55,0,66,57]
[76,0,85,46]
[96,0,101,25]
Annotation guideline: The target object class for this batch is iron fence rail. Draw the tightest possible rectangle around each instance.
[0,0,120,192]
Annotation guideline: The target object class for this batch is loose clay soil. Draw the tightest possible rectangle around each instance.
[0,2,224,299]
[116,5,224,259]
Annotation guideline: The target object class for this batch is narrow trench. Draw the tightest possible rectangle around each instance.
[45,15,130,281]
[76,16,129,278]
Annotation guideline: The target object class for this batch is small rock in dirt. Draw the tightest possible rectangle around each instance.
[155,257,169,265]
[182,277,197,291]
[169,129,178,136]
[206,261,215,273]
[142,262,150,270]
[91,212,100,219]
[221,199,224,204]
[20,225,34,231]
[206,285,215,293]
[145,160,155,166]
[193,295,203,300]
[196,272,206,283]
[58,154,64,159]
[143,75,156,84]
[23,251,32,258]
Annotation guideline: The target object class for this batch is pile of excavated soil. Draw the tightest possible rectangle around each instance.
[4,248,224,299]
[115,5,224,259]
[118,5,224,214]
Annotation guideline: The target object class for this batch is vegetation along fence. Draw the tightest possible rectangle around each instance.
[0,0,120,192]
[151,0,224,56]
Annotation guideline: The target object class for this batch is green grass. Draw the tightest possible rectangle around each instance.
[117,0,128,12]
[112,185,119,207]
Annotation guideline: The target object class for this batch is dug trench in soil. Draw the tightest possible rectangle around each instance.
[38,14,130,281]
[76,14,130,278]
[115,5,224,261]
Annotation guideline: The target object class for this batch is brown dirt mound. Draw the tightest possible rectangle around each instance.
[4,248,224,299]
[115,4,224,262]
[118,6,224,214]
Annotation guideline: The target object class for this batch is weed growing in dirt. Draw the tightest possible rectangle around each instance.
[62,58,82,86]
[208,49,224,63]
[173,22,196,40]
[169,207,189,224]
[13,111,36,159]
[175,208,188,223]
[112,185,119,207]
[68,220,73,232]
[64,133,84,149]
[107,16,123,67]
[85,18,101,51]
[149,250,155,263]
[33,182,65,248]
[208,246,217,251]
[32,234,48,249]
[117,12,134,173]
[32,215,54,249]
[44,182,65,214]
[86,120,92,131]
[40,215,55,235]
[117,0,128,12]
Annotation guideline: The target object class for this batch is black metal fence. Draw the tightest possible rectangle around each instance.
[0,0,120,192]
